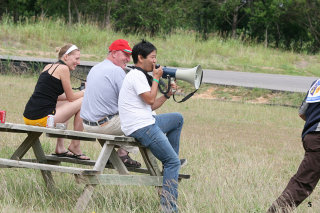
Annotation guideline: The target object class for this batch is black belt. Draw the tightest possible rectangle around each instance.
[83,114,118,126]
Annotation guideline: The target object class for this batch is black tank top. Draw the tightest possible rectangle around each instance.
[23,64,64,119]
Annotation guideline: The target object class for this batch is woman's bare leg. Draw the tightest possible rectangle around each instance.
[54,100,69,154]
[54,98,89,159]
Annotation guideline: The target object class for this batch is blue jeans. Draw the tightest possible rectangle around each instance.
[130,113,184,212]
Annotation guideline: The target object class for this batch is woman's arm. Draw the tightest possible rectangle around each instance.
[57,93,67,101]
[59,66,84,102]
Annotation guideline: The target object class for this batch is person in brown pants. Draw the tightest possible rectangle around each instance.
[268,79,320,212]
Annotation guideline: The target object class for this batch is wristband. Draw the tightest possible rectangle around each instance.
[153,78,159,83]
[164,93,170,99]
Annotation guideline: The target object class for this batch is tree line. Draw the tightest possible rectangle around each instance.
[1,0,320,53]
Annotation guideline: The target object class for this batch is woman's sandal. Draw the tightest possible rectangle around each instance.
[73,153,90,160]
[68,149,90,160]
[52,151,74,158]
[120,155,141,168]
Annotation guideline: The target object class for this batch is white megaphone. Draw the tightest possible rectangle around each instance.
[161,65,203,90]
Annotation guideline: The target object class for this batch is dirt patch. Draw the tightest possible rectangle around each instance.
[196,87,216,99]
[193,86,280,104]
[296,59,309,69]
[248,96,270,104]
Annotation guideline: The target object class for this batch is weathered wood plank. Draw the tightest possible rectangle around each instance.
[104,140,144,147]
[1,122,137,143]
[46,133,96,141]
[97,139,129,175]
[1,122,191,178]
[0,158,99,175]
[139,147,156,176]
[75,184,96,212]
[0,128,29,133]
[42,156,191,179]
[74,140,114,212]
[139,147,163,176]
[11,132,42,160]
[46,155,111,166]
[1,123,143,149]
[76,174,163,186]
[1,121,191,212]
[108,149,129,175]
[93,142,113,171]
[139,147,163,196]
[145,149,162,176]
[32,138,55,190]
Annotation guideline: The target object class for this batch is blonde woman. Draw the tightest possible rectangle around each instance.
[23,44,89,160]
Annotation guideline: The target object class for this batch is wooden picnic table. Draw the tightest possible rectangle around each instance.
[0,122,190,211]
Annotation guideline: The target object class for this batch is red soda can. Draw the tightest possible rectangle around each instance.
[0,111,6,123]
[46,114,55,128]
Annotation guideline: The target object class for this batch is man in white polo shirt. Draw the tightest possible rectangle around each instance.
[80,39,141,168]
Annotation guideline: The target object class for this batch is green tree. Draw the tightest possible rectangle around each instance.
[1,0,320,53]
[246,0,286,47]
[275,0,320,52]
[219,0,249,38]
[184,0,220,40]
[300,0,320,52]
[3,0,40,22]
[112,0,184,36]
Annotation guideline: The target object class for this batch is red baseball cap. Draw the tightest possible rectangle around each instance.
[109,39,132,54]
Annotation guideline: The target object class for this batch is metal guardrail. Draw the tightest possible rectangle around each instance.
[0,55,97,75]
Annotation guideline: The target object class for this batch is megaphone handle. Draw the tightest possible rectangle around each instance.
[170,77,176,93]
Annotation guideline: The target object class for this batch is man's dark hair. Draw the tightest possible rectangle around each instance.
[132,40,157,64]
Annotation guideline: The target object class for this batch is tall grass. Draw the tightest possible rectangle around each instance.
[1,17,320,76]
[0,74,318,212]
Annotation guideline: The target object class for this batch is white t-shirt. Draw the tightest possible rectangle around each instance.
[118,69,155,136]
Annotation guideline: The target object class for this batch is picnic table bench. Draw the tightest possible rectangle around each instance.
[0,122,190,211]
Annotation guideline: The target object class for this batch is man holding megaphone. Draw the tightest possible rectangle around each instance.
[118,40,185,212]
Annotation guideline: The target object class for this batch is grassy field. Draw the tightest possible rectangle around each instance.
[0,17,318,212]
[1,17,320,77]
[0,74,318,212]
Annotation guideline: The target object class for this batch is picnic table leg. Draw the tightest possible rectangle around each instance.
[10,132,42,160]
[108,149,129,175]
[75,141,115,212]
[139,147,163,196]
[94,141,114,171]
[75,184,96,212]
[139,147,162,176]
[97,140,129,175]
[32,138,55,191]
